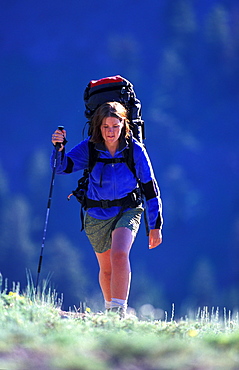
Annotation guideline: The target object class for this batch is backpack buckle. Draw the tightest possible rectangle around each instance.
[101,200,109,208]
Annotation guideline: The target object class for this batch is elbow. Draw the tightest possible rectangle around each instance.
[142,180,158,201]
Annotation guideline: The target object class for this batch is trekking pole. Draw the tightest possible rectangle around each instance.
[35,126,65,291]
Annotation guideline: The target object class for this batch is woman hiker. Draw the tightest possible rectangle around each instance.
[51,101,163,317]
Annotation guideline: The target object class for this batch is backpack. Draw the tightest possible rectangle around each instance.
[84,75,145,143]
[68,75,149,233]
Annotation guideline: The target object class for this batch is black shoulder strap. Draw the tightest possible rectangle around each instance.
[123,136,137,179]
[88,141,99,172]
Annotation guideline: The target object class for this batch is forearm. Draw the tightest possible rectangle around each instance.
[50,148,69,174]
[50,140,89,174]
[145,196,163,230]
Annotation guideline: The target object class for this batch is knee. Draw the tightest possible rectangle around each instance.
[99,265,111,276]
[111,248,128,264]
[102,269,111,278]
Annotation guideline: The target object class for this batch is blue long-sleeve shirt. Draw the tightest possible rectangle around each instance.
[51,137,163,229]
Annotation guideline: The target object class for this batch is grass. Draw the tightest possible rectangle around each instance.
[0,278,239,369]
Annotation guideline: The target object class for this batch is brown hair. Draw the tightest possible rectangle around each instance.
[90,101,130,143]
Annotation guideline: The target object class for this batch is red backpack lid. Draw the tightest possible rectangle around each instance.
[89,75,124,88]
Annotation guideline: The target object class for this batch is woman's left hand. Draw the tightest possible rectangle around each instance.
[149,229,162,249]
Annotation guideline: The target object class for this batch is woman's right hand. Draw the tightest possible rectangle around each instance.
[51,129,66,151]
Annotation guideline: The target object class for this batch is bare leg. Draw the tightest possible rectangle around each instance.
[95,227,134,303]
[95,249,111,302]
[110,227,134,300]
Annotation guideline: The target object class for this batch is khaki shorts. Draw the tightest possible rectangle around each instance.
[84,207,143,253]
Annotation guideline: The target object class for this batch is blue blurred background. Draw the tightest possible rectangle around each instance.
[1,0,239,314]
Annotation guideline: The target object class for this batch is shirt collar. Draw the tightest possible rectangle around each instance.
[95,137,128,153]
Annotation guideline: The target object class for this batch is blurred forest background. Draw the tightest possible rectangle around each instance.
[0,0,239,314]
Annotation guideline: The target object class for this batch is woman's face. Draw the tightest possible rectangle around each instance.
[100,116,124,146]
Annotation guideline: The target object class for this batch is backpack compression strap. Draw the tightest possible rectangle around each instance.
[96,158,126,164]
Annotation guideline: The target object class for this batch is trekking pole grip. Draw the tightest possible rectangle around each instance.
[55,125,67,150]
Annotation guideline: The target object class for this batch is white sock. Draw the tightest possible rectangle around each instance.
[105,300,111,310]
[111,298,127,310]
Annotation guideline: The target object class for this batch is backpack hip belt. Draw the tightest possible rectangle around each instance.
[85,188,142,209]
